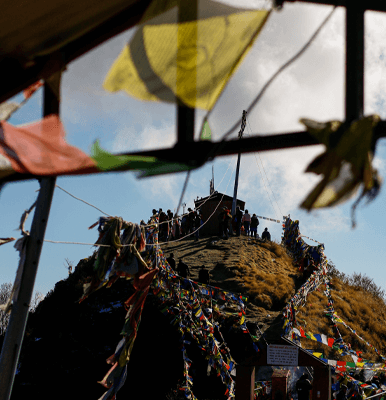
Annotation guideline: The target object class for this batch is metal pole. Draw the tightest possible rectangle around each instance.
[231,111,247,216]
[0,76,60,400]
[345,4,364,122]
[177,0,196,146]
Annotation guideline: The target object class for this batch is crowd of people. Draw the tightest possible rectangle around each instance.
[147,205,272,244]
[218,206,271,241]
[149,208,203,243]
[166,253,210,284]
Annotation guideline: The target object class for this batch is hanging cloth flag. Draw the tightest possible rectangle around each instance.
[0,115,97,177]
[103,0,270,110]
[0,116,197,181]
[0,237,16,246]
[299,115,382,225]
[23,80,43,99]
[91,140,194,177]
[0,102,20,121]
[200,119,212,141]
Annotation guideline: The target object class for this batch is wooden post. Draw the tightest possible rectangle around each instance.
[312,365,331,400]
[236,364,255,400]
[0,75,61,400]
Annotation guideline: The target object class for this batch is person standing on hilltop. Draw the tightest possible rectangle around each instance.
[242,209,251,236]
[166,253,176,270]
[296,374,313,400]
[177,259,190,278]
[262,227,271,241]
[194,212,202,241]
[159,211,169,242]
[250,214,259,238]
[173,216,180,240]
[198,265,210,285]
[235,206,243,236]
[167,209,173,240]
[222,207,232,239]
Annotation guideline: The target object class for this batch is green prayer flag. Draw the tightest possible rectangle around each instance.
[200,120,212,141]
[91,140,157,171]
[91,140,194,177]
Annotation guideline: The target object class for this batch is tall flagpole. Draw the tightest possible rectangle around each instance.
[231,110,247,216]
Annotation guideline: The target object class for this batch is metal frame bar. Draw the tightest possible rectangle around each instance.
[0,81,60,400]
[345,4,365,122]
[276,0,386,12]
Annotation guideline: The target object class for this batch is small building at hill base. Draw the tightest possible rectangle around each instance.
[194,192,245,236]
[236,337,331,400]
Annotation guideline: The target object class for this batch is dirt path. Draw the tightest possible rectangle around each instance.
[161,235,283,334]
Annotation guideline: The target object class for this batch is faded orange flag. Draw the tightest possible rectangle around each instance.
[23,80,43,99]
[0,115,97,177]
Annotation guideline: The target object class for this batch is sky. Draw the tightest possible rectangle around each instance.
[1,1,386,298]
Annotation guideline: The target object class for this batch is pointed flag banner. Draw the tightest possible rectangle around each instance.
[299,115,381,213]
[0,115,97,177]
[23,80,43,99]
[103,0,270,110]
[0,237,16,246]
[0,102,20,121]
[200,120,212,141]
[0,116,197,181]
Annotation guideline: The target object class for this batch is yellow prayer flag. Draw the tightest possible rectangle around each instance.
[104,0,270,110]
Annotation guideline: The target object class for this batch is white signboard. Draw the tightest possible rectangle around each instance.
[267,344,298,366]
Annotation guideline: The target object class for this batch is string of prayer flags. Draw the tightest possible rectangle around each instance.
[0,237,16,246]
[96,216,158,400]
[334,370,384,399]
[292,327,335,348]
[299,116,382,227]
[0,117,197,183]
[327,312,386,361]
[103,0,270,110]
[80,212,259,400]
[79,217,146,301]
[282,217,377,364]
[255,215,281,223]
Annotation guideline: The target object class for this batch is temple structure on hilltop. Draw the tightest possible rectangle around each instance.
[194,191,245,237]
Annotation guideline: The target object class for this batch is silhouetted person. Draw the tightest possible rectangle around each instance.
[262,227,271,241]
[296,374,313,400]
[336,385,348,400]
[198,265,210,285]
[235,206,243,236]
[242,209,251,236]
[250,214,259,238]
[177,259,190,278]
[218,207,232,239]
[166,253,176,270]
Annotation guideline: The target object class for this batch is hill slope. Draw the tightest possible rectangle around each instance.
[3,229,386,400]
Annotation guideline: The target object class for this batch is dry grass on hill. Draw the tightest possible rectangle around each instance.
[235,241,297,310]
[162,235,386,362]
[296,276,386,361]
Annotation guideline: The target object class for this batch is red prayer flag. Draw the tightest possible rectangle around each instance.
[23,81,43,99]
[0,115,97,176]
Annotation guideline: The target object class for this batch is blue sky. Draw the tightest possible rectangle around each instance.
[1,1,386,297]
